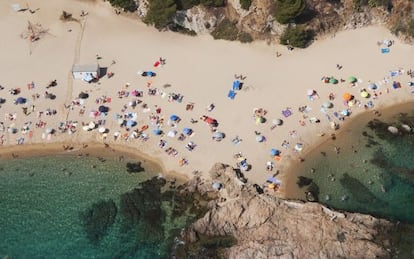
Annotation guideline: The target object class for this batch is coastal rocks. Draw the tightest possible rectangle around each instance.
[173,6,219,34]
[178,163,395,258]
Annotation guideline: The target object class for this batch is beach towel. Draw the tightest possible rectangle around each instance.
[228,90,236,100]
[282,108,292,118]
[381,48,390,54]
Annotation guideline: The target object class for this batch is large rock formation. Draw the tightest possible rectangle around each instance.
[177,163,395,258]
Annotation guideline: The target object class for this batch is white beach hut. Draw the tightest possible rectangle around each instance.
[72,64,100,82]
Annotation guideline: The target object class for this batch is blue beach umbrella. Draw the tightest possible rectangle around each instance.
[15,97,26,104]
[170,114,180,122]
[270,148,280,156]
[183,128,193,135]
[153,128,162,135]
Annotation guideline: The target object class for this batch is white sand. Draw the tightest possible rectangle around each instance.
[1,0,413,194]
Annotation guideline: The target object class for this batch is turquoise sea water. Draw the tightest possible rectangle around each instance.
[286,103,414,255]
[288,104,414,223]
[0,154,191,258]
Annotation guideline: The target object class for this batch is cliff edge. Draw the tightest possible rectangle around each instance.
[176,163,396,258]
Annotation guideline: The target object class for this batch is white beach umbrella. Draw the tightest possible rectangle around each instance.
[88,121,96,129]
[82,125,90,131]
[272,119,283,126]
[98,127,107,133]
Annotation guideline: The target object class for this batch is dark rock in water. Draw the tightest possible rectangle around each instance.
[126,162,145,173]
[119,177,166,242]
[305,182,320,202]
[79,199,117,244]
[297,176,313,188]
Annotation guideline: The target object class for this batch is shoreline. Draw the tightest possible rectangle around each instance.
[282,99,414,199]
[0,0,413,198]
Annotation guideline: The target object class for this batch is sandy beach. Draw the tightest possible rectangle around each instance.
[1,0,413,195]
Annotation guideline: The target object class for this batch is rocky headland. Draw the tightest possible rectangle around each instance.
[173,163,401,258]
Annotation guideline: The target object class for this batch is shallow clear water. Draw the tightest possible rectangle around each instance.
[0,154,184,258]
[286,103,414,223]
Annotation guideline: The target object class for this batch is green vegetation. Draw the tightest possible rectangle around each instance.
[175,0,226,10]
[211,19,253,43]
[273,0,306,24]
[107,0,137,12]
[279,25,313,48]
[240,0,253,10]
[211,19,239,41]
[238,32,253,43]
[144,0,177,30]
[391,18,414,39]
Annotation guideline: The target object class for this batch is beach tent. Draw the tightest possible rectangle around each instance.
[78,92,89,99]
[169,114,180,122]
[348,76,357,83]
[233,80,242,90]
[15,97,26,104]
[270,148,280,156]
[228,90,236,100]
[98,105,109,113]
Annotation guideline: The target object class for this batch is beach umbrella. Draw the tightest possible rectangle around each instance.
[256,135,265,142]
[82,125,90,131]
[78,92,89,99]
[98,127,107,133]
[329,78,338,84]
[322,101,333,108]
[153,128,162,135]
[256,116,266,124]
[167,130,177,137]
[88,121,96,129]
[368,83,377,90]
[360,90,369,98]
[270,148,280,156]
[212,182,222,190]
[272,119,283,126]
[46,128,54,134]
[169,114,180,122]
[348,76,357,83]
[213,131,224,139]
[295,143,303,152]
[341,110,350,116]
[8,127,18,134]
[306,89,315,96]
[343,92,352,101]
[183,128,193,135]
[126,119,136,128]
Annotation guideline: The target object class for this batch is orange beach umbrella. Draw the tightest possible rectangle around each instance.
[343,92,352,101]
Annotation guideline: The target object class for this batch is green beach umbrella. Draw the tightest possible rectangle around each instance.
[348,76,357,83]
[329,78,338,84]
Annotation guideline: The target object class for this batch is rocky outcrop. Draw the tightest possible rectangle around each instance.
[178,163,395,258]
